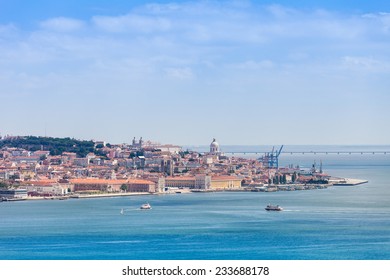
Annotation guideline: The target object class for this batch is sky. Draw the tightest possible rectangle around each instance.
[0,0,389,145]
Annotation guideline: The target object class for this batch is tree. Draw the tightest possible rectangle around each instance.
[292,172,297,183]
[0,181,8,189]
[120,184,128,192]
[282,174,287,184]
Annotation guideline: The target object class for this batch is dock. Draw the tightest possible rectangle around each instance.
[330,178,368,186]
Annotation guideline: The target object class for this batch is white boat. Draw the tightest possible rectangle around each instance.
[265,204,283,211]
[140,203,152,210]
[120,208,124,215]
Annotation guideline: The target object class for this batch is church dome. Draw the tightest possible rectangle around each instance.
[210,138,220,153]
[210,138,219,147]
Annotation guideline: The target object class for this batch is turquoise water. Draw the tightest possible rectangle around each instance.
[0,152,389,260]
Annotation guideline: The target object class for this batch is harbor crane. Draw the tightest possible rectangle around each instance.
[259,145,284,169]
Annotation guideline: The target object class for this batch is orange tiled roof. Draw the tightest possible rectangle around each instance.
[21,179,58,186]
[212,176,242,181]
[165,176,195,181]
[69,178,154,185]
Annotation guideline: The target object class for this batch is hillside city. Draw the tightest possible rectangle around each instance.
[0,135,335,201]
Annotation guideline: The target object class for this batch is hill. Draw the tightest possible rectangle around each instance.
[0,136,95,157]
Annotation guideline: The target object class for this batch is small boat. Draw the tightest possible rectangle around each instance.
[140,203,152,210]
[120,208,124,215]
[265,204,283,211]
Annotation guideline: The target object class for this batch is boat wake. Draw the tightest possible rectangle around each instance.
[120,208,141,214]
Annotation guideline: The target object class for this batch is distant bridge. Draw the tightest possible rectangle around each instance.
[223,151,389,155]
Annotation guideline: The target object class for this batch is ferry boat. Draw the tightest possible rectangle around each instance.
[140,203,152,210]
[265,204,283,211]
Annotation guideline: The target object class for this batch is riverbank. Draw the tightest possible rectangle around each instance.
[25,192,153,201]
[2,177,368,202]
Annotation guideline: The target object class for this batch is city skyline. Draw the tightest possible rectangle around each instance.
[1,0,389,145]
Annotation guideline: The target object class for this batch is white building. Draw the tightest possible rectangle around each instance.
[210,138,220,154]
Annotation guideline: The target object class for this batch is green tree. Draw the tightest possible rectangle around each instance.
[0,181,8,189]
[292,172,297,182]
[120,184,128,192]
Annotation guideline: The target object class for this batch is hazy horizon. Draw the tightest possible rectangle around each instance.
[2,134,390,147]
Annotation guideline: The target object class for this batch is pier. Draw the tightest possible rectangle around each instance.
[329,178,369,186]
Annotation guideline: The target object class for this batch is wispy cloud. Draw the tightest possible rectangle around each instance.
[362,12,390,32]
[0,23,18,34]
[342,56,390,72]
[0,1,389,143]
[40,17,85,32]
[92,14,171,33]
[164,67,195,80]
[234,60,275,70]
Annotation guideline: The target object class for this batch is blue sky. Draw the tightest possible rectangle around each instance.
[0,0,389,145]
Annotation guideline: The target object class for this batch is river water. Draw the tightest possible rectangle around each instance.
[1,146,389,260]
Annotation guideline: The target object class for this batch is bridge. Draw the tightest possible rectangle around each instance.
[223,151,389,155]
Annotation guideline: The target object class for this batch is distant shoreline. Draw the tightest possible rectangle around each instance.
[1,178,368,202]
[25,192,154,201]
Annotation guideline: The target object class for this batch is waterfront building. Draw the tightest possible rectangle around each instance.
[165,176,196,189]
[165,175,240,190]
[210,176,242,190]
[195,174,211,189]
[70,178,156,193]
[23,180,70,196]
[0,188,28,200]
[146,176,166,193]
